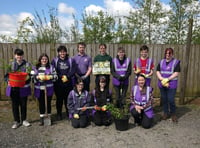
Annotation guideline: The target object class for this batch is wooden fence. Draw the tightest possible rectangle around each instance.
[0,43,200,102]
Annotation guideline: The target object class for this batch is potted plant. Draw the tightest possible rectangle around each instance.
[106,103,130,131]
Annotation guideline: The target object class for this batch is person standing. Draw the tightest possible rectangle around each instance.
[133,45,154,86]
[156,48,180,123]
[32,53,57,126]
[130,74,154,129]
[67,79,91,128]
[73,42,92,91]
[111,47,132,108]
[93,44,112,88]
[51,45,76,120]
[5,49,32,129]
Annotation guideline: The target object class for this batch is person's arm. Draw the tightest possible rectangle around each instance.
[124,60,132,79]
[111,61,121,79]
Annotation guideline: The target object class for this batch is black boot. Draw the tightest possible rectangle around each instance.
[39,117,44,126]
[57,113,62,121]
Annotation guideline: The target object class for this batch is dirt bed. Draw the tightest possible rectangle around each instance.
[0,99,200,148]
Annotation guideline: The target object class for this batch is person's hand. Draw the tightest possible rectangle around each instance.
[81,75,87,80]
[161,78,169,85]
[162,82,169,88]
[81,106,87,111]
[45,75,53,80]
[73,114,79,119]
[135,68,141,74]
[37,75,45,81]
[26,75,30,80]
[101,105,107,111]
[135,105,143,113]
[144,74,149,78]
[61,75,68,82]
[94,105,101,111]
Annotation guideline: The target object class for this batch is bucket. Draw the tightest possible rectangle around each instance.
[114,116,129,131]
[9,72,28,87]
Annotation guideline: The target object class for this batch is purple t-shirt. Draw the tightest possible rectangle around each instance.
[73,53,92,75]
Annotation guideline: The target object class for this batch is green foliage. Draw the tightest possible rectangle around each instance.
[81,11,115,43]
[106,104,129,119]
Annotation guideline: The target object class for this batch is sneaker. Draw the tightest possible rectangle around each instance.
[12,122,20,129]
[22,120,31,127]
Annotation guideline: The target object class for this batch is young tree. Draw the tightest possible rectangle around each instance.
[81,10,115,43]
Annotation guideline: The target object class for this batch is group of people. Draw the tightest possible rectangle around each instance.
[5,43,180,129]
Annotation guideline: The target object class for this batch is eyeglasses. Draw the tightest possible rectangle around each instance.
[165,52,172,55]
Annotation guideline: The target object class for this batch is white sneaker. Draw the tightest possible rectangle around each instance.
[22,120,31,127]
[12,122,20,129]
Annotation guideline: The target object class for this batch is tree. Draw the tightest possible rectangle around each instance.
[127,0,168,44]
[29,7,63,43]
[81,11,115,43]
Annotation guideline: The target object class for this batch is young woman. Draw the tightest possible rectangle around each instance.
[111,47,132,108]
[33,53,57,126]
[67,79,91,128]
[91,76,112,126]
[5,49,32,129]
[51,45,76,120]
[130,74,154,129]
[156,48,180,123]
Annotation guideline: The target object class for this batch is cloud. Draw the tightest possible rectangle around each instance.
[58,15,74,29]
[0,12,34,38]
[85,5,105,15]
[104,0,134,17]
[58,3,76,14]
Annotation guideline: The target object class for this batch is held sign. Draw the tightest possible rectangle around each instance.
[92,61,111,75]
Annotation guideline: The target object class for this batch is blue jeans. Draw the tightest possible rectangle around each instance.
[160,88,177,115]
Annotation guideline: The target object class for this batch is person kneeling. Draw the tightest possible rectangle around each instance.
[67,79,91,128]
[130,74,154,129]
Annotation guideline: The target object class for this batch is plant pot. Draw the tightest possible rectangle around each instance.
[9,72,28,87]
[114,115,129,131]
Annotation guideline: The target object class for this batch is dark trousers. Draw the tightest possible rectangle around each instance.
[38,90,52,114]
[114,84,128,108]
[71,114,88,128]
[160,88,177,115]
[93,111,112,126]
[54,85,71,115]
[131,108,153,129]
[10,88,28,123]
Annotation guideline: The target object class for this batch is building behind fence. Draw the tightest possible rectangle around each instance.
[0,43,200,102]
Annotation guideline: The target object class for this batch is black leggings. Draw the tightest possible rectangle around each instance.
[38,90,52,114]
[11,88,28,122]
[131,108,153,129]
[93,111,112,126]
[71,114,88,128]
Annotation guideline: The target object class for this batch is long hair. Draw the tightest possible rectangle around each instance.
[36,53,50,69]
[95,76,110,98]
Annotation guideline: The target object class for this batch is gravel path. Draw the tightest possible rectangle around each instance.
[0,101,200,148]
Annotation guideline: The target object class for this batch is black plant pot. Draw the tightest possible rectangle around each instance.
[114,115,129,131]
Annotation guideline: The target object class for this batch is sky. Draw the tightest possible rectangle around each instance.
[0,0,171,37]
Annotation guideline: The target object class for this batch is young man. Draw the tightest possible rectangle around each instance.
[133,45,154,86]
[51,45,76,120]
[73,42,92,91]
[5,49,31,129]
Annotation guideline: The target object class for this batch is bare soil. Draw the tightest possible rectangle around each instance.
[0,98,200,148]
